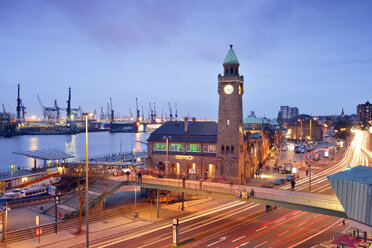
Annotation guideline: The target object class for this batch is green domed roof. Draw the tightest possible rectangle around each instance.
[223,44,239,65]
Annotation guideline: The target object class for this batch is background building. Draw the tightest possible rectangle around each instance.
[357,101,372,126]
[280,106,299,120]
[285,114,323,141]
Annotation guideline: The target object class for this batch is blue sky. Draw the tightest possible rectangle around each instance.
[1,0,371,120]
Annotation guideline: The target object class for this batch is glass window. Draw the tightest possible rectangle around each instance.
[187,144,201,152]
[205,145,216,153]
[226,146,230,153]
[231,146,234,154]
[154,143,167,151]
[203,145,208,153]
[170,143,183,152]
[221,145,224,153]
[227,120,230,127]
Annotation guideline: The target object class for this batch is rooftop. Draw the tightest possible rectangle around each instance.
[223,44,239,65]
[327,166,372,184]
[243,115,269,125]
[13,149,74,161]
[148,121,217,143]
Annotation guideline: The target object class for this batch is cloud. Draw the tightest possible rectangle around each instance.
[51,0,188,49]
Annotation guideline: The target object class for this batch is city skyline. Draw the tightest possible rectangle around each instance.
[1,0,372,120]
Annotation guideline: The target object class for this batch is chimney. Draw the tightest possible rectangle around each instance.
[184,117,188,133]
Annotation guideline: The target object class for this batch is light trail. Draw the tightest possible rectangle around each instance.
[282,130,370,191]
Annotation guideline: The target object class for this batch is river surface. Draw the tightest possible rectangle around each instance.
[0,132,150,170]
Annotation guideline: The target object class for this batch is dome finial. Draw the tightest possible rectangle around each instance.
[223,44,239,65]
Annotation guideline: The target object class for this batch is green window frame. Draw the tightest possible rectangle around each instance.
[154,143,167,151]
[187,144,201,152]
[170,144,183,152]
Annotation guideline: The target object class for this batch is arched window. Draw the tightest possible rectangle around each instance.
[231,146,234,154]
[226,146,230,153]
[230,68,233,74]
[225,68,228,75]
[221,145,224,153]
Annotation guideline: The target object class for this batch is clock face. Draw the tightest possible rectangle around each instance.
[238,85,242,95]
[224,84,234,94]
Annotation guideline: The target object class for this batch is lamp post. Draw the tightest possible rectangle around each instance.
[85,113,93,248]
[298,119,303,167]
[309,117,313,193]
[163,136,172,176]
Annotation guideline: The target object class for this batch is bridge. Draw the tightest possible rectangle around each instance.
[125,176,347,218]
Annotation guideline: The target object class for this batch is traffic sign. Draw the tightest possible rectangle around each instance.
[48,186,56,196]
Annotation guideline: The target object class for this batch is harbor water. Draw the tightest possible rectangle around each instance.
[0,132,150,171]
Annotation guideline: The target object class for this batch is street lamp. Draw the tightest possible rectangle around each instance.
[308,117,316,193]
[298,119,303,167]
[85,112,93,248]
[163,136,172,176]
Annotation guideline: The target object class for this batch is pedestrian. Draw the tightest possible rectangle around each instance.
[182,176,186,188]
[291,179,296,191]
[138,171,142,183]
[306,170,308,176]
[126,170,130,181]
[199,178,203,189]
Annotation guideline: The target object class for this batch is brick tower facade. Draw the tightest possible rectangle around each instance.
[216,45,245,182]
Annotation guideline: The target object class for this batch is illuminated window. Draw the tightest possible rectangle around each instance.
[227,120,230,127]
[187,144,201,152]
[203,145,216,153]
[154,143,167,151]
[170,144,183,152]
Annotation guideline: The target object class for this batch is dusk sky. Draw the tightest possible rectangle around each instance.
[1,0,371,120]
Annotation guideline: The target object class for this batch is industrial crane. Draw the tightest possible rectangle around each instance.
[175,102,178,121]
[37,95,54,123]
[153,102,157,120]
[16,84,21,121]
[100,106,104,121]
[129,108,133,120]
[54,100,61,121]
[168,102,173,121]
[149,103,154,123]
[135,98,140,123]
[110,98,114,123]
[141,105,145,122]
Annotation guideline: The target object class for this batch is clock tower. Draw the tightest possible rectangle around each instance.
[216,45,245,182]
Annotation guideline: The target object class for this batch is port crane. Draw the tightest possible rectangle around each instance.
[110,98,114,123]
[149,103,154,123]
[38,95,57,123]
[168,102,173,121]
[16,84,27,122]
[129,108,133,120]
[175,102,178,121]
[153,102,157,121]
[135,98,140,123]
[38,87,82,124]
[141,105,145,122]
